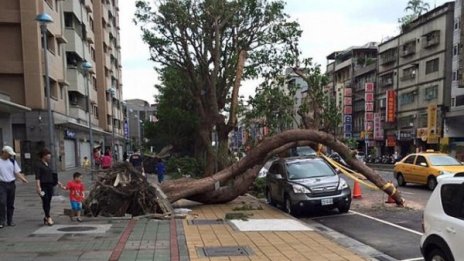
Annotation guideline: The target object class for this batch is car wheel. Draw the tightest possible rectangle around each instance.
[266,189,275,206]
[338,203,351,213]
[397,173,406,187]
[284,196,298,216]
[426,248,451,261]
[427,176,437,191]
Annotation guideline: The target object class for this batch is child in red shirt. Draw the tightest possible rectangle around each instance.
[60,172,85,222]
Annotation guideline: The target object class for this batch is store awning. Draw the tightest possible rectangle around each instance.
[0,99,31,113]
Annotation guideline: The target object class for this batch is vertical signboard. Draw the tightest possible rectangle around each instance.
[343,87,352,138]
[373,113,383,140]
[427,104,438,144]
[386,90,396,123]
[364,82,375,140]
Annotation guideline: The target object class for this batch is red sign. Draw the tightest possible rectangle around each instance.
[365,93,374,102]
[365,112,374,122]
[386,136,396,147]
[344,88,352,97]
[344,97,352,106]
[365,102,374,112]
[344,106,352,114]
[365,82,374,93]
[386,90,396,123]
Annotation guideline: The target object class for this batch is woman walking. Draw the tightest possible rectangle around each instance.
[35,148,56,226]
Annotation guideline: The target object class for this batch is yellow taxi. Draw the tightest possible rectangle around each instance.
[393,150,464,190]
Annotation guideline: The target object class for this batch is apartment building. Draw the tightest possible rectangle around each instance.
[0,0,123,173]
[326,42,378,153]
[447,0,464,160]
[124,99,157,151]
[377,2,454,156]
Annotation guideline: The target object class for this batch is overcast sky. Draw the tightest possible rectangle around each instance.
[120,0,449,103]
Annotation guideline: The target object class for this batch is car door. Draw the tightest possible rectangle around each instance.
[439,182,464,258]
[400,155,417,182]
[274,163,288,203]
[413,155,429,184]
[268,162,286,203]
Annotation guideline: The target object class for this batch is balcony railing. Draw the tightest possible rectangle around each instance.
[380,55,396,65]
[401,73,416,81]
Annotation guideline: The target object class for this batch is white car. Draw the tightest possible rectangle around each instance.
[420,174,464,261]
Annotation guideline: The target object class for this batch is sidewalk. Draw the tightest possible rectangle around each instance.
[0,167,367,261]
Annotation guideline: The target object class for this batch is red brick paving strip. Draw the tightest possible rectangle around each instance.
[170,219,180,261]
[109,219,137,261]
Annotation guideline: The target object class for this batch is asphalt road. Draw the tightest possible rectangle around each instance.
[299,168,433,261]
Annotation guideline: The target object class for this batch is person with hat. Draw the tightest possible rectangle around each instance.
[0,145,28,228]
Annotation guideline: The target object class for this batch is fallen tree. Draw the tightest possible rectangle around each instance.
[83,129,404,217]
[161,129,404,206]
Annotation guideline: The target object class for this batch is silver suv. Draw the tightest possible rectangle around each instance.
[265,156,351,215]
[420,174,464,261]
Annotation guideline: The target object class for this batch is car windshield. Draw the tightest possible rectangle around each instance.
[295,146,316,156]
[286,160,335,180]
[428,155,462,166]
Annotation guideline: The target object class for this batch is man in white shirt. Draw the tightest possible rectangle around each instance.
[0,146,28,228]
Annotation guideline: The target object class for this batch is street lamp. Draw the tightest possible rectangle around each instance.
[82,61,94,169]
[36,12,56,171]
[108,87,116,159]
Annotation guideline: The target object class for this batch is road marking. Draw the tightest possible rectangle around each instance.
[401,191,415,195]
[401,257,424,261]
[307,212,354,220]
[349,210,424,236]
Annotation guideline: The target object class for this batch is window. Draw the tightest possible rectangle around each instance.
[424,85,438,101]
[41,31,56,54]
[454,45,459,56]
[455,17,460,30]
[401,40,416,57]
[453,71,458,81]
[422,31,440,49]
[456,95,464,107]
[89,18,94,32]
[429,155,461,166]
[64,12,73,28]
[415,156,428,167]
[400,92,415,105]
[441,184,464,219]
[93,77,97,91]
[404,155,416,164]
[401,66,417,81]
[425,58,439,74]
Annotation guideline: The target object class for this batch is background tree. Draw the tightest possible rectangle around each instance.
[399,0,430,31]
[135,0,301,175]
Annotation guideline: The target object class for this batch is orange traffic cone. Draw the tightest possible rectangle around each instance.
[352,180,362,199]
[385,195,396,204]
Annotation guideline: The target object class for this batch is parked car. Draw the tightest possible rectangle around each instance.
[355,151,365,162]
[420,174,464,261]
[265,156,351,215]
[289,146,317,157]
[329,152,348,167]
[393,151,464,190]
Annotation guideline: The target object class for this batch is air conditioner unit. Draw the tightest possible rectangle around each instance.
[380,99,386,108]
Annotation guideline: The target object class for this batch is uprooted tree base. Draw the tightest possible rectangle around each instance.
[83,163,172,217]
[84,129,404,217]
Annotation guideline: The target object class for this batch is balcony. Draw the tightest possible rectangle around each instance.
[380,77,393,88]
[69,107,88,122]
[401,43,416,57]
[64,29,84,58]
[401,73,416,81]
[380,55,396,65]
[67,68,86,96]
[422,31,440,49]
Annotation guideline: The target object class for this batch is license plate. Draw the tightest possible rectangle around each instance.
[321,198,333,206]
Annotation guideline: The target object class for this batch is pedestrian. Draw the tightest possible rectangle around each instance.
[59,172,85,222]
[129,149,144,173]
[123,151,128,162]
[82,156,90,172]
[155,158,166,183]
[101,151,112,170]
[93,147,101,170]
[0,146,28,228]
[35,148,57,226]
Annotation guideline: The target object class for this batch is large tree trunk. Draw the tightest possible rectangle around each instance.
[161,129,405,206]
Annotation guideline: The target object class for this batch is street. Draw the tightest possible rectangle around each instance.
[297,168,433,261]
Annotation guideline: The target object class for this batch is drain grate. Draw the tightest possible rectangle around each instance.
[188,219,224,225]
[199,246,252,257]
[57,226,97,232]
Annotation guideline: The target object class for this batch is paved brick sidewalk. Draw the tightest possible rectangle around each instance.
[177,196,367,261]
[1,167,368,261]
